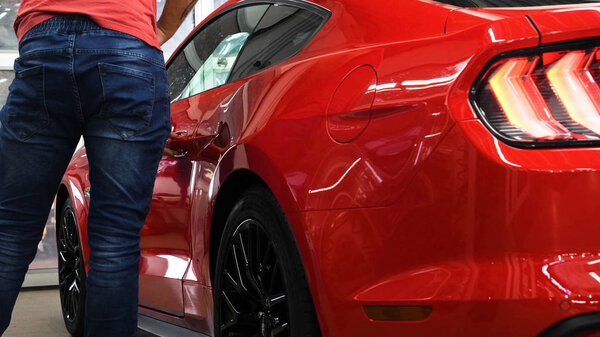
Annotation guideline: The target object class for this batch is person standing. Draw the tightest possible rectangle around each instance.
[0,0,197,336]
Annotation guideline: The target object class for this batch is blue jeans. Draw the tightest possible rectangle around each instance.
[0,17,170,336]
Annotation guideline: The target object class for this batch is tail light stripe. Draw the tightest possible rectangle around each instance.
[532,67,598,137]
[472,43,600,147]
[547,51,600,136]
[489,57,570,139]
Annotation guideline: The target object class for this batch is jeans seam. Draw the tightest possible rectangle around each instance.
[76,49,164,67]
[17,49,71,60]
[98,63,154,81]
[97,65,156,141]
[40,66,49,134]
[69,34,84,124]
[6,67,51,141]
[19,31,70,47]
[18,49,164,69]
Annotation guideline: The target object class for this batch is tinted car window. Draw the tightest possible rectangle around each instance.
[228,5,325,82]
[437,0,599,6]
[167,4,269,102]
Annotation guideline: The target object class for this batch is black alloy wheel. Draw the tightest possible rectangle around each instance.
[58,197,86,337]
[219,219,290,336]
[214,186,321,337]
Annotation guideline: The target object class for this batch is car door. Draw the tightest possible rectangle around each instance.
[138,3,270,316]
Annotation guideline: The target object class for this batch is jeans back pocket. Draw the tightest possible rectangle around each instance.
[98,62,155,140]
[5,65,49,140]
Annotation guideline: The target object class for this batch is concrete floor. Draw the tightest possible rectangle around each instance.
[4,287,157,337]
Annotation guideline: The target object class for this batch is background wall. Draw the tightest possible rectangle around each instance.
[0,0,221,287]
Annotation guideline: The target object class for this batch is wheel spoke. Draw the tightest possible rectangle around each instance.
[60,271,75,287]
[261,243,275,294]
[58,251,76,264]
[218,219,290,337]
[58,207,84,324]
[61,216,74,250]
[60,288,70,306]
[58,237,69,251]
[231,244,246,291]
[220,318,236,332]
[224,270,240,291]
[238,233,263,299]
[222,291,240,315]
[64,295,71,318]
[268,258,280,295]
[220,291,241,333]
[231,242,262,303]
[261,243,274,272]
[271,322,289,336]
[69,293,77,319]
[255,228,265,290]
[267,294,287,307]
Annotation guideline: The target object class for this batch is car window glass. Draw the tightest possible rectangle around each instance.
[167,4,269,102]
[228,5,325,82]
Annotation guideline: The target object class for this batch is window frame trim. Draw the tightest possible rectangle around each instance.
[166,0,331,102]
[226,1,331,83]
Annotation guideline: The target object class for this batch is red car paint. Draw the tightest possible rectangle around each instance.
[58,0,600,335]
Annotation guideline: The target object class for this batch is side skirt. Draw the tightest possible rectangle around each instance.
[138,314,209,337]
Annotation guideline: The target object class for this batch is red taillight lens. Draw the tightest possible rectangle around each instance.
[472,46,600,147]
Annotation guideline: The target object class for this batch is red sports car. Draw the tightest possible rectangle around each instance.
[56,0,600,336]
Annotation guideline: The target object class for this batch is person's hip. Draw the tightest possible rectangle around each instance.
[18,15,165,68]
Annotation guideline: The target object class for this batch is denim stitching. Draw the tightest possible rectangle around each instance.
[77,49,164,67]
[41,66,49,130]
[6,65,50,140]
[98,63,154,81]
[21,17,164,66]
[27,16,102,34]
[69,34,84,124]
[23,30,137,43]
[19,47,164,68]
[98,65,156,140]
[17,49,71,60]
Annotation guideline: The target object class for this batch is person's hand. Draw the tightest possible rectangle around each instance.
[163,131,181,156]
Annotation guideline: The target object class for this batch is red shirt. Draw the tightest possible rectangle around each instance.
[15,0,159,49]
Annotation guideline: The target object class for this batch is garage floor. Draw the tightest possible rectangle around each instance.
[4,287,157,337]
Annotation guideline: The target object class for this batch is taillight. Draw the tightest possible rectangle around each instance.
[472,44,600,147]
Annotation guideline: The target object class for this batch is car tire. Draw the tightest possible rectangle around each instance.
[214,186,321,337]
[57,197,86,337]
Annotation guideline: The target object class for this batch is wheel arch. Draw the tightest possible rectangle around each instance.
[204,144,326,331]
[208,168,266,283]
[207,143,326,333]
[208,144,302,282]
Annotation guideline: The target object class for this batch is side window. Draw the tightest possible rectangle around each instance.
[229,5,326,82]
[167,4,269,102]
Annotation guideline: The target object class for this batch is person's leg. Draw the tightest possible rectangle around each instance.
[75,26,171,337]
[0,29,82,333]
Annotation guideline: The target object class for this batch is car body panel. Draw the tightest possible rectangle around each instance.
[138,155,194,315]
[447,5,600,44]
[290,119,600,336]
[529,7,600,44]
[58,0,600,335]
